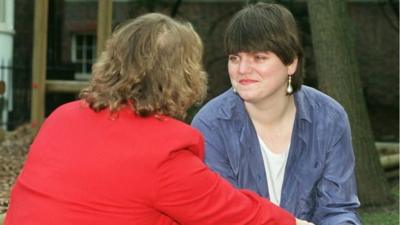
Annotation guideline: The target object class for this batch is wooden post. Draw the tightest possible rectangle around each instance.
[29,0,112,130]
[30,0,49,129]
[380,154,399,170]
[46,80,89,93]
[96,0,113,57]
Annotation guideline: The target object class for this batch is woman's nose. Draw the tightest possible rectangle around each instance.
[238,60,252,75]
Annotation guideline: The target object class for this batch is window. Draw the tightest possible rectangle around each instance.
[71,33,96,80]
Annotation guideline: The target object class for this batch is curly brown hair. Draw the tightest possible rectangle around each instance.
[80,13,207,119]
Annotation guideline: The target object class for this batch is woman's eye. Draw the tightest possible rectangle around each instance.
[254,55,267,62]
[228,55,240,63]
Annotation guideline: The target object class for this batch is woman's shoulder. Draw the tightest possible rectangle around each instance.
[159,115,202,137]
[146,116,205,160]
[193,89,241,122]
[49,100,85,114]
[298,85,347,117]
[40,100,89,125]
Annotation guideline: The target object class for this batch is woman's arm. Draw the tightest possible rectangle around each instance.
[312,113,361,225]
[191,117,239,187]
[154,148,296,225]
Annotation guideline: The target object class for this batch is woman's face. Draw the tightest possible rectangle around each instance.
[228,51,297,104]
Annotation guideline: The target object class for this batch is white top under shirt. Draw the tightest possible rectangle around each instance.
[258,136,290,205]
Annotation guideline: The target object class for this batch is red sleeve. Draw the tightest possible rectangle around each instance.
[154,149,295,225]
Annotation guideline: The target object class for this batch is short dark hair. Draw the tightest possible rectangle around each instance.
[224,2,303,93]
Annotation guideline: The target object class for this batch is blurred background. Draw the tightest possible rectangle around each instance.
[0,0,398,224]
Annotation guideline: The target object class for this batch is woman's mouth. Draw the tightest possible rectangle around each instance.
[239,79,258,85]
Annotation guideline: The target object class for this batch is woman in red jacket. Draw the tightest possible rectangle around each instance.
[4,13,310,225]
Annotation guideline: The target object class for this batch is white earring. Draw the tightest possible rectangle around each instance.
[286,75,293,94]
[232,87,237,93]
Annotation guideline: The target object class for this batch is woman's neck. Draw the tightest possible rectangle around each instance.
[244,93,295,127]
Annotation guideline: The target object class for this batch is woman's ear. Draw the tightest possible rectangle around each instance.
[288,58,298,76]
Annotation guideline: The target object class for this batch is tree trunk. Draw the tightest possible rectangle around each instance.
[307,0,392,206]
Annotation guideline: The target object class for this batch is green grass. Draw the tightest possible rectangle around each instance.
[359,182,399,225]
[360,208,399,225]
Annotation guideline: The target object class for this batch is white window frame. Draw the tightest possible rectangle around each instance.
[71,33,96,80]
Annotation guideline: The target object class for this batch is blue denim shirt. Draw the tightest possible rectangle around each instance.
[192,86,361,225]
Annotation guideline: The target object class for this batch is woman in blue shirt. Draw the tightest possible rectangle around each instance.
[192,3,361,225]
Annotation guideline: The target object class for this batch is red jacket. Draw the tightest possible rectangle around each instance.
[5,100,294,225]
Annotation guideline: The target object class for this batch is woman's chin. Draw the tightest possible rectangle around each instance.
[237,92,258,102]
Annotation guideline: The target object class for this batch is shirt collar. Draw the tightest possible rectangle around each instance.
[293,86,312,123]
